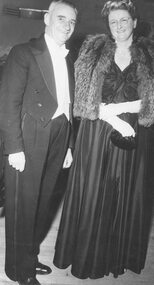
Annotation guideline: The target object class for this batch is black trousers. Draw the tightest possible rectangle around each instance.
[33,115,70,254]
[5,114,70,281]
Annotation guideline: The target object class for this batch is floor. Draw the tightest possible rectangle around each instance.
[0,205,154,285]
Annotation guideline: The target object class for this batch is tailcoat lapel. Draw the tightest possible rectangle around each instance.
[29,35,57,102]
[29,35,75,107]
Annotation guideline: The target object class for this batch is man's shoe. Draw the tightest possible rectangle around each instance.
[36,262,52,275]
[18,277,41,285]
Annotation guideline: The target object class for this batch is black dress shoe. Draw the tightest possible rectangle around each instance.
[18,277,41,285]
[36,261,52,275]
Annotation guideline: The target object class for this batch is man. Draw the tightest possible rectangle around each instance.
[0,1,77,284]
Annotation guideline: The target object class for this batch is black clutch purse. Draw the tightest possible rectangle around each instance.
[110,130,137,150]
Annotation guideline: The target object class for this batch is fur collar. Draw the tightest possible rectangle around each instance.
[73,34,154,126]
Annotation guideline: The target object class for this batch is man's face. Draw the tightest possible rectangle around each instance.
[45,3,77,46]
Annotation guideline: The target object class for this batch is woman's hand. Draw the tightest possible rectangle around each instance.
[106,116,136,137]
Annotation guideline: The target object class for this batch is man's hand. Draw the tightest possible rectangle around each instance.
[8,151,26,172]
[63,148,73,168]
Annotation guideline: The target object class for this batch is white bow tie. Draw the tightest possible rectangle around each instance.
[58,46,69,58]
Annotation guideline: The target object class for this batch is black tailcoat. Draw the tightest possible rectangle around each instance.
[0,35,74,281]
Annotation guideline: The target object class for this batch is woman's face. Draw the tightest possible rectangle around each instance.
[108,9,137,43]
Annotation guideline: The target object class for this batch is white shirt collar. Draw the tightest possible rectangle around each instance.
[45,33,69,58]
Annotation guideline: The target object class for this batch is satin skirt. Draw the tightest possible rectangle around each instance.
[53,119,153,279]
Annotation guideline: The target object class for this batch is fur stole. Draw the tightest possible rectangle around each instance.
[73,34,154,127]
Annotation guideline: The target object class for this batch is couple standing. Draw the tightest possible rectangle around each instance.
[0,0,154,284]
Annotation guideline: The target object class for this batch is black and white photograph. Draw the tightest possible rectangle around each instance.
[0,1,154,284]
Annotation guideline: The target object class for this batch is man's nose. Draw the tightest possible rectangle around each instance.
[64,21,71,31]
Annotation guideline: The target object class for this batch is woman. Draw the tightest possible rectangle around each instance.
[53,0,154,279]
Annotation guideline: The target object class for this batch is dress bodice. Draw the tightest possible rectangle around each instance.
[102,61,139,104]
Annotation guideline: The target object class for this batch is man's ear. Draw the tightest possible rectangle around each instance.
[134,19,137,29]
[44,12,49,26]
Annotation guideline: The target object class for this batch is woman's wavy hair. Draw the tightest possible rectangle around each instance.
[101,0,139,40]
[101,0,138,20]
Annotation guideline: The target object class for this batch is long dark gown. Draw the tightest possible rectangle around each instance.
[53,62,153,279]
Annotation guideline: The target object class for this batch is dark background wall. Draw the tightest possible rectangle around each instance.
[0,0,50,56]
[0,0,154,57]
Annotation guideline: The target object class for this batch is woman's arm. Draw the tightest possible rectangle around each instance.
[99,100,141,120]
[105,116,136,137]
